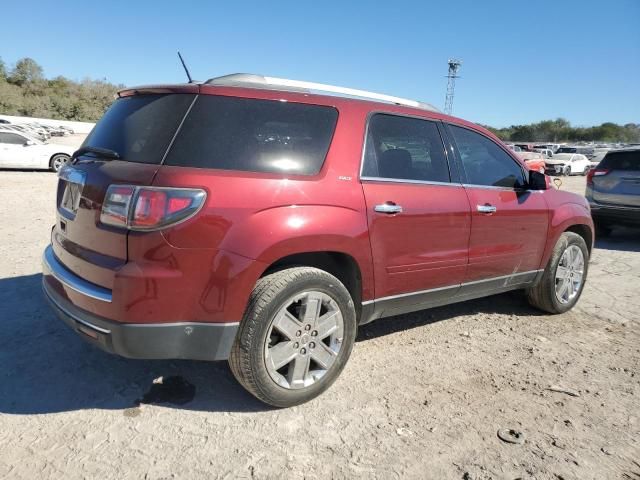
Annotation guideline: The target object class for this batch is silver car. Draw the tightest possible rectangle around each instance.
[586,148,640,236]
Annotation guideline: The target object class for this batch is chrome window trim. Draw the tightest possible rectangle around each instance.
[358,111,455,185]
[361,176,462,187]
[42,245,113,303]
[361,269,543,305]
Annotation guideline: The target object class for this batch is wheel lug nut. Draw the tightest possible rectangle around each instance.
[300,348,306,354]
[309,342,315,349]
[296,331,301,337]
[304,325,311,331]
[293,342,299,349]
[311,330,317,336]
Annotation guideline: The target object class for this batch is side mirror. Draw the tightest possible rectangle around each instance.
[528,170,548,190]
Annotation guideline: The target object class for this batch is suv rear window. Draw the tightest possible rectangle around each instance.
[82,94,196,164]
[599,150,639,171]
[164,95,338,175]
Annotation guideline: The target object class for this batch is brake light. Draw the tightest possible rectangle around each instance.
[100,185,206,230]
[586,168,609,185]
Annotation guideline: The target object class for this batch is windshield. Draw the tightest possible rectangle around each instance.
[81,94,196,164]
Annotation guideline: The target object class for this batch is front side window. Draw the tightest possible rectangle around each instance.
[449,125,526,189]
[362,114,450,183]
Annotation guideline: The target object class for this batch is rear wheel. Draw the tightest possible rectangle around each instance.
[229,267,357,407]
[50,154,71,172]
[527,232,589,314]
[582,166,590,175]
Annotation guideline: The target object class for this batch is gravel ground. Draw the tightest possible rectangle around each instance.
[0,172,638,480]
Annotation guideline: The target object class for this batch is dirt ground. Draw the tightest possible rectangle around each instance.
[0,171,638,480]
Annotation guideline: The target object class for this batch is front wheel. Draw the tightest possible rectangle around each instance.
[527,232,589,314]
[229,267,357,407]
[49,154,71,172]
[563,166,571,176]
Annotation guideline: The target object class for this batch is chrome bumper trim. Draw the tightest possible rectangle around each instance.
[42,245,113,303]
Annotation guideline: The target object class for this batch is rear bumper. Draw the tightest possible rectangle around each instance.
[42,246,239,361]
[590,202,640,226]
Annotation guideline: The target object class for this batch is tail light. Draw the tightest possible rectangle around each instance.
[586,168,609,186]
[100,185,206,230]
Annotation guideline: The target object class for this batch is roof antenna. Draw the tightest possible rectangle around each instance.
[177,51,193,83]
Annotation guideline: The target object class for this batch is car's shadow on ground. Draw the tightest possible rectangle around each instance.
[0,266,617,415]
[594,226,640,253]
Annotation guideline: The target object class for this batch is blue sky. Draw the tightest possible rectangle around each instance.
[1,0,638,127]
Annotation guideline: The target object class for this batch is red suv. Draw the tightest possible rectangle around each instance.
[42,74,594,407]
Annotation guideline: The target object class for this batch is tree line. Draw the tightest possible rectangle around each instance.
[1,57,638,142]
[0,57,122,122]
[481,118,639,143]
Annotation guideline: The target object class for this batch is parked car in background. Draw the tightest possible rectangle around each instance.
[556,146,595,159]
[506,144,523,152]
[41,73,594,407]
[0,129,74,171]
[518,151,547,173]
[545,153,592,176]
[586,148,640,235]
[533,148,554,158]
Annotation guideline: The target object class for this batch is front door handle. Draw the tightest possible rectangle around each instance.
[375,202,403,214]
[477,204,497,214]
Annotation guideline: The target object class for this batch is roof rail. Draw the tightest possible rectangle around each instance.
[205,73,440,113]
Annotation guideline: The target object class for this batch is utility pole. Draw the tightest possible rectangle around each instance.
[444,59,462,115]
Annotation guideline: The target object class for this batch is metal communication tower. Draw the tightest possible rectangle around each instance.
[444,58,462,115]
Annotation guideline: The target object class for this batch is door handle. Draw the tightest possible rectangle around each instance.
[375,202,403,214]
[477,204,497,214]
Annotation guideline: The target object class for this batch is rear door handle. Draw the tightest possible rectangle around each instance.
[477,204,497,214]
[375,202,403,214]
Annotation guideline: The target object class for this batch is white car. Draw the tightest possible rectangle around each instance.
[544,153,592,176]
[0,129,75,172]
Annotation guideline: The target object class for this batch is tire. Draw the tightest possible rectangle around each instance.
[228,267,357,407]
[563,166,571,176]
[527,232,589,314]
[49,154,71,172]
[582,166,590,176]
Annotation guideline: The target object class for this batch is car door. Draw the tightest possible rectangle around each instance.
[360,113,471,317]
[0,132,31,168]
[446,123,549,294]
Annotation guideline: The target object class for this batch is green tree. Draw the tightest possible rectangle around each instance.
[8,57,44,86]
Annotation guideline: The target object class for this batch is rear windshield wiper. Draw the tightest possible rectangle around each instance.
[72,146,121,161]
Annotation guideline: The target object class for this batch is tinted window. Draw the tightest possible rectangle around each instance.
[362,114,450,182]
[600,150,639,171]
[82,94,196,164]
[557,147,577,154]
[165,96,338,175]
[0,132,26,145]
[449,125,526,188]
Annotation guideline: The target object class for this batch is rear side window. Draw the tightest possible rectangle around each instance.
[599,150,639,171]
[362,114,450,183]
[0,132,26,144]
[449,124,526,189]
[164,96,338,175]
[82,94,196,164]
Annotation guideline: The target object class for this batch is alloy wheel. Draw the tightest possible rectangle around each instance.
[554,245,585,304]
[264,291,344,390]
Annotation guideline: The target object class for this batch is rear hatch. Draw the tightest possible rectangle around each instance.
[592,150,640,208]
[52,90,197,289]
